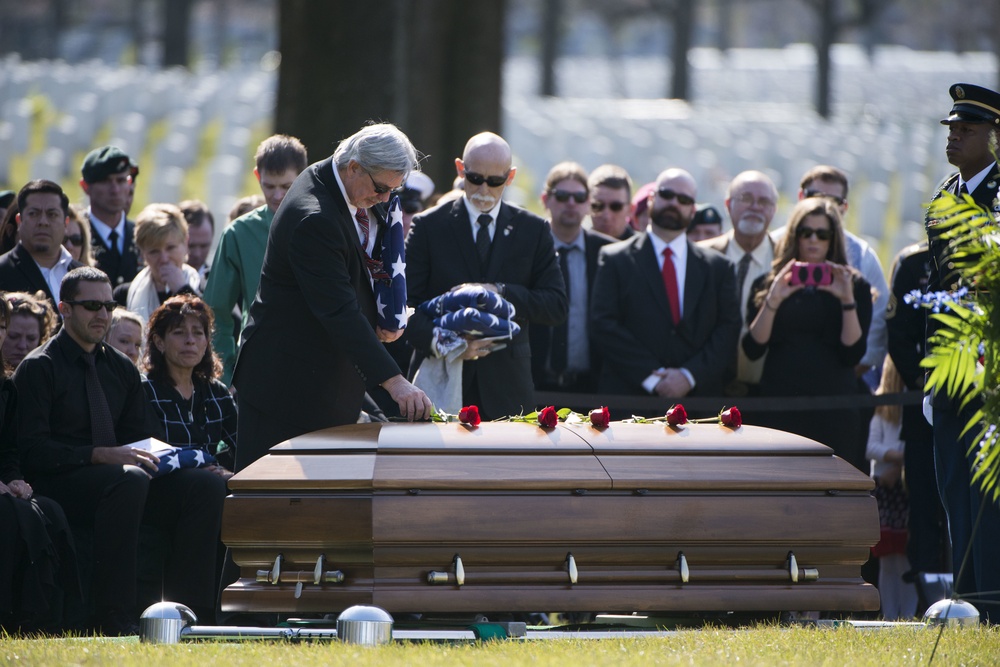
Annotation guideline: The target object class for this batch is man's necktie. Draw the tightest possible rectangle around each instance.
[476,214,492,266]
[661,247,681,326]
[551,246,572,372]
[737,252,753,300]
[107,229,120,259]
[83,351,117,448]
[356,207,370,249]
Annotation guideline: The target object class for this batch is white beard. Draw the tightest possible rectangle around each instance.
[737,217,766,236]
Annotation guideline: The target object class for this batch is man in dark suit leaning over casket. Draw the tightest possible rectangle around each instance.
[591,167,740,399]
[232,123,431,471]
[0,180,83,312]
[405,132,567,420]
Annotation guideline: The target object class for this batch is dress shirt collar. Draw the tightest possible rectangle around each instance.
[464,196,499,240]
[554,228,586,253]
[88,210,126,248]
[646,229,688,265]
[959,162,995,195]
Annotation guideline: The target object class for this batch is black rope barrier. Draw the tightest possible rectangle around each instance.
[534,390,925,416]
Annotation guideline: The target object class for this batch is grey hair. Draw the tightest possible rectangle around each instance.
[333,123,418,175]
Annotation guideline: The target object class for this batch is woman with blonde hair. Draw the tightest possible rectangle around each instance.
[742,197,873,470]
[122,203,200,321]
[64,205,95,267]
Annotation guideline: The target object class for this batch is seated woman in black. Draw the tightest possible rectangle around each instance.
[0,293,82,633]
[142,294,236,476]
[742,197,873,470]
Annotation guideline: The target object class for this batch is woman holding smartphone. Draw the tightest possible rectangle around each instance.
[742,197,872,470]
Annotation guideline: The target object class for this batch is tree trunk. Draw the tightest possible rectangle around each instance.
[276,0,505,192]
[539,0,561,96]
[162,0,192,68]
[815,0,835,119]
[670,0,695,100]
[715,0,733,53]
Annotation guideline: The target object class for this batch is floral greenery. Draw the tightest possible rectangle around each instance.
[915,191,1000,498]
[623,404,743,429]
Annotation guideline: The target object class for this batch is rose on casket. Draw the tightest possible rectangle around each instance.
[589,406,610,428]
[459,405,481,426]
[720,406,742,428]
[665,404,688,426]
[537,405,559,428]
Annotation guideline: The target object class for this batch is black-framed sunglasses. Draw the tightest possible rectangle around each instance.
[657,188,695,206]
[796,226,832,241]
[464,171,510,188]
[63,234,84,246]
[65,299,118,312]
[551,189,587,204]
[590,200,625,213]
[366,170,401,196]
[803,189,846,206]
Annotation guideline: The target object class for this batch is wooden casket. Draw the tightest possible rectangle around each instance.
[221,421,880,615]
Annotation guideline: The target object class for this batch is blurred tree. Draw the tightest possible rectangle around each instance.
[162,0,193,67]
[539,0,562,96]
[275,0,504,191]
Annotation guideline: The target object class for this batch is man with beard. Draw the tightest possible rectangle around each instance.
[699,170,780,394]
[591,168,740,398]
[406,132,567,419]
[530,162,615,393]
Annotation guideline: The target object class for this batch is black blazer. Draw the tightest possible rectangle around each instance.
[0,243,83,307]
[405,197,567,419]
[590,232,740,396]
[529,227,616,388]
[89,218,140,287]
[233,157,400,433]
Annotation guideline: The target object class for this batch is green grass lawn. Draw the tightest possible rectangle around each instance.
[2,625,998,666]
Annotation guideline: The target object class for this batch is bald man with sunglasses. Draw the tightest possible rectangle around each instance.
[405,132,567,419]
[591,167,740,399]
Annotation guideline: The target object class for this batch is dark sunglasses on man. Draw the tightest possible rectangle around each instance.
[803,189,846,206]
[657,188,695,206]
[464,171,510,188]
[590,200,626,213]
[550,190,587,204]
[65,299,118,312]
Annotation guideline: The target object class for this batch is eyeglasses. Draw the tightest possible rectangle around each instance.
[796,226,832,241]
[550,190,587,204]
[736,192,776,209]
[590,200,626,213]
[803,189,847,206]
[64,234,84,247]
[366,171,400,196]
[65,299,118,312]
[657,188,695,206]
[464,170,510,188]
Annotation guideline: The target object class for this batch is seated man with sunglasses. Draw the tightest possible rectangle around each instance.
[13,266,225,634]
[587,164,636,241]
[591,168,740,400]
[529,162,616,395]
[0,180,83,315]
[406,132,567,420]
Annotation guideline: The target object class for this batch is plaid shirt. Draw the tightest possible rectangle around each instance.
[142,376,237,458]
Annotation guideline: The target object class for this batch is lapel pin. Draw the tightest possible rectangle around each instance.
[503,225,512,237]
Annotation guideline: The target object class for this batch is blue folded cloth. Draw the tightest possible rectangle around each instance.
[153,447,216,478]
[418,286,519,338]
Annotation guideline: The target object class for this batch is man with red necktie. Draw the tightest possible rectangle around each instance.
[591,167,740,399]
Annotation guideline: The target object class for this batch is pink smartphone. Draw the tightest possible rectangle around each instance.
[789,261,832,287]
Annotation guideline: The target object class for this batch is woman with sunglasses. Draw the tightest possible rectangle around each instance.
[63,207,95,267]
[742,198,873,470]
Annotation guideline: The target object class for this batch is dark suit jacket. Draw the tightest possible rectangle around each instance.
[0,243,83,308]
[405,197,567,419]
[590,232,740,396]
[926,163,999,409]
[90,218,139,287]
[529,227,616,388]
[233,157,400,435]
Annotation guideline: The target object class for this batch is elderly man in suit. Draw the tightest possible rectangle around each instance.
[79,146,140,287]
[529,161,615,394]
[591,167,740,399]
[232,123,431,471]
[405,132,567,420]
[699,170,780,394]
[0,180,82,309]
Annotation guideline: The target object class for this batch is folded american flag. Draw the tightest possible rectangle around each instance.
[418,285,519,339]
[153,446,216,478]
[374,196,408,331]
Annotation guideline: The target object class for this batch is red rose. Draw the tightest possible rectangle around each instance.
[589,406,610,428]
[459,405,481,426]
[538,405,558,428]
[665,404,688,426]
[720,406,742,428]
